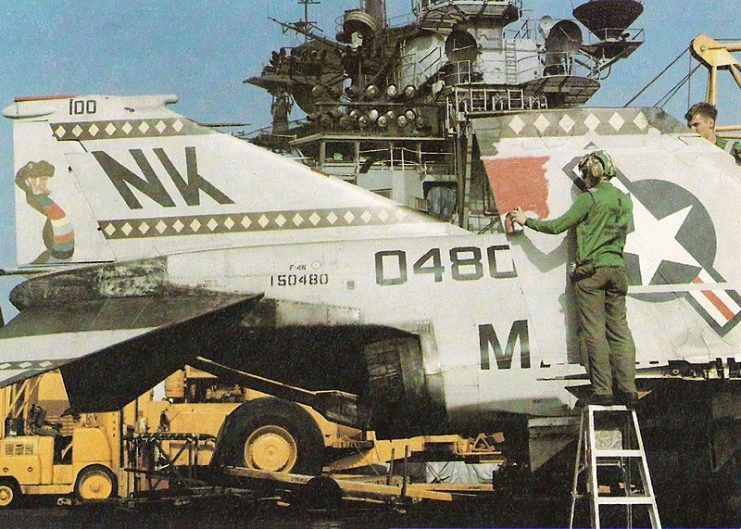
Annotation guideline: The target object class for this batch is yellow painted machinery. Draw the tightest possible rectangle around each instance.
[0,373,123,507]
[0,367,504,508]
[691,34,741,138]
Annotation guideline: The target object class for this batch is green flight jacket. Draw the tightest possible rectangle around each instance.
[716,136,741,164]
[525,181,633,268]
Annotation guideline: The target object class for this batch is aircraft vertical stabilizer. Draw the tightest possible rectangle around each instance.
[4,95,461,267]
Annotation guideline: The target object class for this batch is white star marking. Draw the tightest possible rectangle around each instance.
[623,198,698,286]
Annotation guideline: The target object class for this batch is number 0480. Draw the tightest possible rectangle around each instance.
[374,246,515,286]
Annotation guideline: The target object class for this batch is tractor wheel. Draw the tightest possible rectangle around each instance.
[0,478,20,509]
[225,398,325,475]
[75,464,117,500]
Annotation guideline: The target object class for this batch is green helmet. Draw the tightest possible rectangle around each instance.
[590,150,616,178]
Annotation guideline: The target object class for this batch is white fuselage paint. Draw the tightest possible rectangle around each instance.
[164,234,586,418]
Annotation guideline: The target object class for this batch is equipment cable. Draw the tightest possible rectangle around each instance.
[654,62,703,109]
[687,50,693,110]
[623,48,688,107]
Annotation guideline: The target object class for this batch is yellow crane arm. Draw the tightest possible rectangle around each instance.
[691,35,741,134]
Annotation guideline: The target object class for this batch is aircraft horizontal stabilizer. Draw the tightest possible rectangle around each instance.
[59,293,262,412]
[0,257,263,410]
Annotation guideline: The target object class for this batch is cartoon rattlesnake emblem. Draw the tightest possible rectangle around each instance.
[15,160,75,264]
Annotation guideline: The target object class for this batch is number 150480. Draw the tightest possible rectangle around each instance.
[270,273,329,287]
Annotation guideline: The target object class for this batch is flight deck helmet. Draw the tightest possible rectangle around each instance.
[578,150,616,180]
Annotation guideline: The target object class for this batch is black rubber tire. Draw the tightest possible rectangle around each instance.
[0,478,21,509]
[221,398,325,475]
[74,464,118,501]
[298,475,343,509]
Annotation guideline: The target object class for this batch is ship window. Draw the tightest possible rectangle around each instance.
[445,30,478,62]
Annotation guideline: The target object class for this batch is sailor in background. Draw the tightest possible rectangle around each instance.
[685,101,741,164]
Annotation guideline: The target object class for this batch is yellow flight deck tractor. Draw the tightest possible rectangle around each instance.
[0,368,252,507]
[142,365,364,474]
[147,365,504,484]
[0,372,125,507]
[0,367,503,508]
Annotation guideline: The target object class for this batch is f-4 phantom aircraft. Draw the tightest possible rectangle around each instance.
[0,94,739,474]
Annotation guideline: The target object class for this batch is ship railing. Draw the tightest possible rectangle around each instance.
[412,0,523,18]
[442,60,474,85]
[536,43,624,79]
[501,18,645,78]
[334,2,531,32]
[507,15,579,41]
[537,45,632,79]
[448,86,547,119]
[335,10,419,32]
[398,46,445,88]
[584,26,645,44]
[386,12,417,29]
[540,50,583,77]
[505,15,645,49]
[239,116,310,139]
[345,144,453,176]
[399,145,453,171]
[506,17,535,40]
[453,50,542,87]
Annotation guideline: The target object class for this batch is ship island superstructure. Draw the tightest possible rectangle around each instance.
[246,0,644,231]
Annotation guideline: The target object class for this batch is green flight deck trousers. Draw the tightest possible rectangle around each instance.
[574,266,637,396]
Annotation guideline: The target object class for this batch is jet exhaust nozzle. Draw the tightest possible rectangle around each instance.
[363,337,446,438]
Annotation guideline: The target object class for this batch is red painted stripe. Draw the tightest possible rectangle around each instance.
[14,95,77,102]
[693,277,736,321]
[54,232,75,244]
[47,204,66,220]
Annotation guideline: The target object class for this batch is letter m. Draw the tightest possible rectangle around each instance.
[479,321,530,370]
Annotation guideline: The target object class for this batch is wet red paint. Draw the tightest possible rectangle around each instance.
[483,157,550,219]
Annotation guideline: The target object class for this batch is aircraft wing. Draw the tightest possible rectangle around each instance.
[0,260,262,411]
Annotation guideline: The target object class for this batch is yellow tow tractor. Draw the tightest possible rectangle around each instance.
[0,366,504,508]
[0,372,125,507]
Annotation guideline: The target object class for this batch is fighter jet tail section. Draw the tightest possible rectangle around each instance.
[4,94,460,268]
[473,107,741,369]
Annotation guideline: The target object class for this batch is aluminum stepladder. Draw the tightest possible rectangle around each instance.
[568,404,662,529]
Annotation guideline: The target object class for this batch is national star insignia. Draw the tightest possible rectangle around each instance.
[624,199,698,286]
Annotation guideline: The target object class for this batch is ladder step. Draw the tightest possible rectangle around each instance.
[597,496,655,505]
[594,449,644,458]
[570,407,662,529]
[587,404,630,410]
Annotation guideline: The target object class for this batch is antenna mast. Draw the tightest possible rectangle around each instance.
[297,0,320,43]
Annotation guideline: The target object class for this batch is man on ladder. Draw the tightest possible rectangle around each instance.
[510,151,660,528]
[509,150,637,408]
